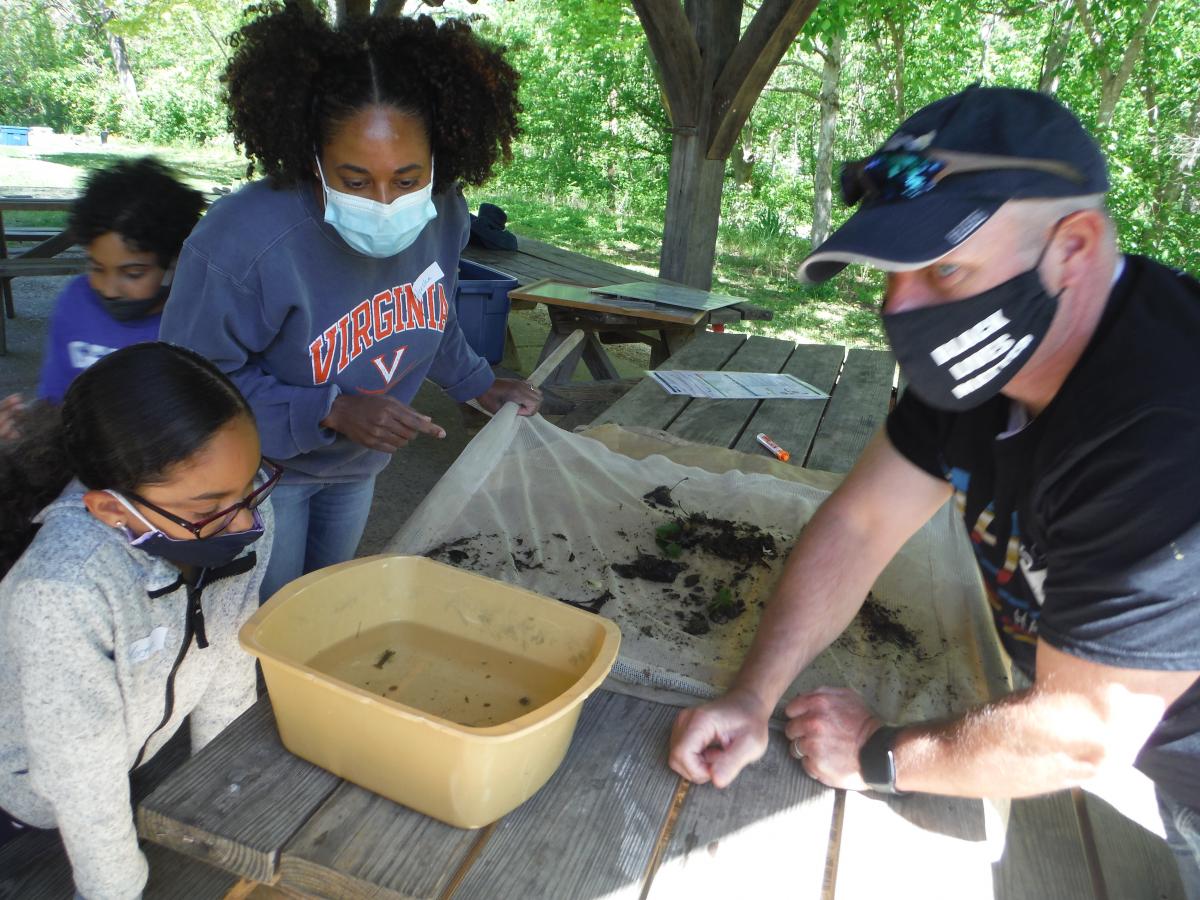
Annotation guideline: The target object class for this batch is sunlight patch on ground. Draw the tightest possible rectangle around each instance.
[0,151,84,188]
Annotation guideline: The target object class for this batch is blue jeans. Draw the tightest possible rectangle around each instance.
[259,476,377,604]
[1158,786,1200,900]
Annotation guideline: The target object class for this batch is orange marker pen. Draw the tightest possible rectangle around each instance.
[756,432,790,462]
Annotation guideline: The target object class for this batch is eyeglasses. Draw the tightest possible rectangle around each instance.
[839,148,1086,207]
[125,459,283,539]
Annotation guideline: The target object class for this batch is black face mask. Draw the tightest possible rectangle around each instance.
[100,292,165,322]
[882,244,1061,413]
[99,261,174,322]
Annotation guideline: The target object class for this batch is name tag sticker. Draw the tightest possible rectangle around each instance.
[129,625,169,665]
[413,261,445,298]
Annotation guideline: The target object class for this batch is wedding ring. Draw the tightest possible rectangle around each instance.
[790,738,805,760]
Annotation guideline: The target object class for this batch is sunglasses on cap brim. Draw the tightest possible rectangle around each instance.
[839,148,1086,207]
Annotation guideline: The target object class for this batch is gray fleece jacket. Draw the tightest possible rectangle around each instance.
[0,482,272,900]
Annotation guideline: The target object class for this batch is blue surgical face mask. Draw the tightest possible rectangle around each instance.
[315,155,437,258]
[107,491,264,570]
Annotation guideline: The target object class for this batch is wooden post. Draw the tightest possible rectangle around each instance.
[633,0,821,290]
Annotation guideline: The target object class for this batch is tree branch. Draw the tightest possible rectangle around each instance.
[631,0,703,126]
[1071,0,1102,56]
[766,85,825,103]
[778,58,823,78]
[709,0,821,159]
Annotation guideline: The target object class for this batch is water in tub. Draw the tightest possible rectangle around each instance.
[306,622,577,728]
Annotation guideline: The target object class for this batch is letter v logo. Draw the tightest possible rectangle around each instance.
[372,347,406,384]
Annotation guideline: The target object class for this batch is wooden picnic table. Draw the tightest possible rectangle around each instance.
[133,330,1182,900]
[461,236,772,382]
[0,187,87,354]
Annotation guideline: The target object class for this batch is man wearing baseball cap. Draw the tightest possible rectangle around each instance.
[668,85,1200,891]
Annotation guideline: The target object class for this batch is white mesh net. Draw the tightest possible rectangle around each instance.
[386,407,1012,722]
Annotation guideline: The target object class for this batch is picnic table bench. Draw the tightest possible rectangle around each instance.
[117,330,1183,900]
[0,188,87,354]
[461,236,772,381]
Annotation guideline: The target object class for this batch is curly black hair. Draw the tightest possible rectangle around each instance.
[68,157,206,267]
[222,4,521,192]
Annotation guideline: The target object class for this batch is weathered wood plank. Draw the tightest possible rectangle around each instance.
[0,256,89,278]
[0,826,76,899]
[517,236,661,286]
[833,791,999,899]
[733,342,845,464]
[993,793,1097,900]
[452,691,679,900]
[137,699,341,883]
[460,249,564,287]
[667,334,795,448]
[0,827,238,900]
[629,0,702,125]
[805,347,895,472]
[278,782,479,899]
[645,732,834,900]
[1081,790,1184,900]
[590,331,747,430]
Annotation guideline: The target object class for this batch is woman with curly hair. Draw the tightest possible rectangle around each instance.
[0,343,275,899]
[161,4,541,602]
[0,157,205,439]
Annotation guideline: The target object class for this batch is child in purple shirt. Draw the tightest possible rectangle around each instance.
[0,158,205,435]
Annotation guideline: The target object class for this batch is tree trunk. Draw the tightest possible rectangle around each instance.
[657,0,741,289]
[885,13,905,120]
[98,3,138,106]
[1038,0,1075,94]
[1075,0,1162,129]
[979,15,995,83]
[634,0,818,289]
[1160,99,1200,213]
[811,33,843,250]
[731,119,756,186]
[338,0,371,23]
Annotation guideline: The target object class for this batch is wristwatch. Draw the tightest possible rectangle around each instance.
[858,724,908,795]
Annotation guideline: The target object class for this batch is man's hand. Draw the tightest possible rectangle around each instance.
[668,687,771,788]
[475,378,542,416]
[0,393,26,441]
[784,686,881,790]
[321,394,445,452]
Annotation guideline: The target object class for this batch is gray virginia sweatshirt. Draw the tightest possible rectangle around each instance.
[160,180,495,483]
[0,482,273,900]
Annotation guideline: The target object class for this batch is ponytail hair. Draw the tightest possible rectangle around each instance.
[0,343,253,576]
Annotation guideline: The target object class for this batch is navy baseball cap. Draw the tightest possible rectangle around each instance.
[797,85,1110,284]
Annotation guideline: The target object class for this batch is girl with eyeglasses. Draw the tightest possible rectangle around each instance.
[0,342,276,900]
[160,6,541,604]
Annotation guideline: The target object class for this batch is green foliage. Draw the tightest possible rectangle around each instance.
[3,0,1198,347]
[0,0,243,145]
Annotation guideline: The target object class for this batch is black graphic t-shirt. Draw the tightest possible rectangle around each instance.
[886,255,1200,808]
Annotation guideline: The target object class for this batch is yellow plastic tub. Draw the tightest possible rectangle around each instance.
[240,555,621,828]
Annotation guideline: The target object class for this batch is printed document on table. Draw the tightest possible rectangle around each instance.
[648,370,829,400]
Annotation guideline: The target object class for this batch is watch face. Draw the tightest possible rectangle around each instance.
[859,725,900,793]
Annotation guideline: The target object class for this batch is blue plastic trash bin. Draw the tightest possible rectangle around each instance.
[0,126,30,147]
[455,260,517,364]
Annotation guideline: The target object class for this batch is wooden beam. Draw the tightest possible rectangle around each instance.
[707,0,821,159]
[631,0,703,126]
